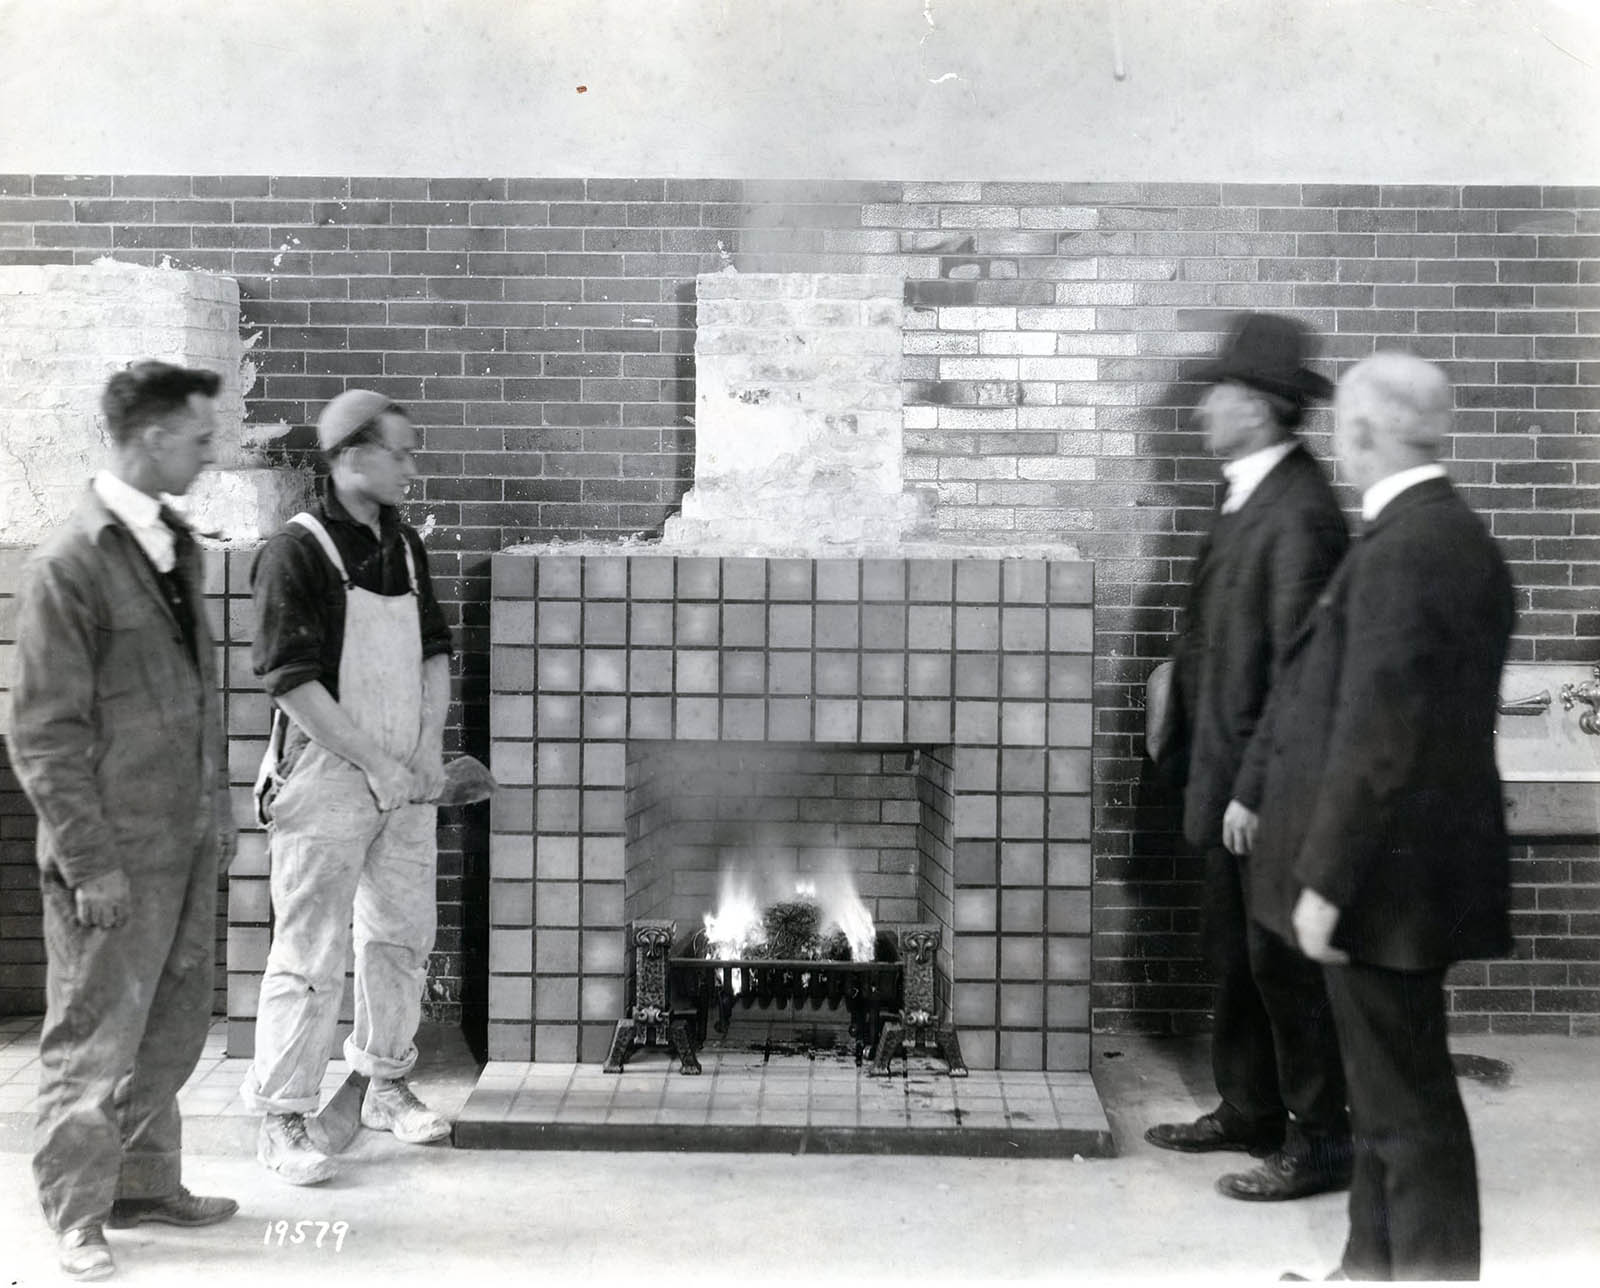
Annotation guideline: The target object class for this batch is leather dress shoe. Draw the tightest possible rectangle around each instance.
[1217,1148,1353,1201]
[58,1226,115,1281]
[106,1186,239,1228]
[1144,1111,1281,1156]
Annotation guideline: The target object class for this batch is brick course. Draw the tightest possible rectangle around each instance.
[1,178,1596,1039]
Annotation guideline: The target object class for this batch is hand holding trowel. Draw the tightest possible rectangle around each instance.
[307,755,496,1154]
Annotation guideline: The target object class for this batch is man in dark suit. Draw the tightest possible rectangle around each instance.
[1233,351,1514,1280]
[1144,313,1353,1204]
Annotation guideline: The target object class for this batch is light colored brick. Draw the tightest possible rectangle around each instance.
[1016,307,1096,331]
[1020,206,1101,230]
[981,332,1056,355]
[937,407,1018,430]
[903,182,982,203]
[1018,456,1097,481]
[1018,357,1099,381]
[939,357,1019,380]
[939,205,1021,229]
[939,306,1016,331]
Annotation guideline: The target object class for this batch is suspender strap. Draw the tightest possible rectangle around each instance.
[288,511,416,594]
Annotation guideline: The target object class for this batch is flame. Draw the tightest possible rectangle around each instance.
[702,862,876,961]
[702,871,765,960]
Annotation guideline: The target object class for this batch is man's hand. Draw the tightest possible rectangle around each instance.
[364,756,414,812]
[407,744,446,804]
[1222,799,1259,856]
[74,868,131,929]
[1292,887,1350,964]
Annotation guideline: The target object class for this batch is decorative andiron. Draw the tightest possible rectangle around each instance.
[869,925,967,1077]
[603,919,702,1075]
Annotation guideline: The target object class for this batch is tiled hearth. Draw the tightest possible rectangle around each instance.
[484,551,1095,1074]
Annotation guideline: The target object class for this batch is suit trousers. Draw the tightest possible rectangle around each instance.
[1205,846,1348,1149]
[33,854,216,1233]
[1323,962,1480,1281]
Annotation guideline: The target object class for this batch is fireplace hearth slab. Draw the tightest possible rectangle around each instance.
[453,1052,1113,1158]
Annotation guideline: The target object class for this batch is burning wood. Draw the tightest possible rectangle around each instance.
[701,872,878,962]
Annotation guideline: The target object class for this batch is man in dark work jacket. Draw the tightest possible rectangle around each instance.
[1235,352,1514,1281]
[1144,314,1353,1204]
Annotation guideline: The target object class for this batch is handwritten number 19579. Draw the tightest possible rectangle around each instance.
[263,1219,350,1251]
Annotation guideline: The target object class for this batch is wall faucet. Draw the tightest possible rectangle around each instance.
[1559,664,1600,735]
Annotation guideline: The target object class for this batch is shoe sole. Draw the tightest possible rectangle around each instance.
[106,1206,239,1229]
[1215,1176,1352,1202]
[1144,1130,1281,1157]
[361,1111,451,1144]
[258,1153,337,1186]
[61,1262,114,1283]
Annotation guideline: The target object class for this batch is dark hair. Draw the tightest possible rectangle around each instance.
[320,401,407,468]
[101,361,221,445]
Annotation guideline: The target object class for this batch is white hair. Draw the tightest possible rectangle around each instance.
[1337,351,1452,456]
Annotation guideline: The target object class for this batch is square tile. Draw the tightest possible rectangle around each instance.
[768,652,813,695]
[815,652,859,695]
[675,650,718,693]
[583,602,627,645]
[628,649,672,692]
[954,701,998,744]
[536,601,581,644]
[722,651,766,693]
[583,556,627,599]
[494,556,538,598]
[722,698,766,740]
[1000,937,1044,981]
[536,835,580,879]
[1048,654,1092,699]
[1047,842,1091,888]
[629,696,673,739]
[1049,702,1093,747]
[862,604,908,649]
[769,604,812,647]
[815,603,860,649]
[536,742,580,785]
[954,654,998,698]
[1047,794,1091,841]
[581,696,626,739]
[629,602,674,645]
[1001,888,1045,934]
[1002,607,1046,651]
[999,747,1046,792]
[908,559,953,602]
[1047,562,1092,604]
[1000,841,1045,886]
[816,559,860,601]
[955,888,997,932]
[538,557,582,598]
[676,557,720,599]
[767,698,812,740]
[722,558,767,600]
[1047,889,1091,934]
[955,560,1001,602]
[1049,607,1094,651]
[581,650,625,692]
[908,605,952,645]
[860,700,905,743]
[906,699,952,742]
[862,559,906,601]
[1003,702,1048,747]
[675,697,720,739]
[675,602,719,646]
[999,794,1045,840]
[861,653,905,696]
[815,700,859,741]
[956,605,1000,651]
[1003,561,1047,603]
[906,652,952,697]
[628,556,675,599]
[722,603,766,647]
[537,648,580,692]
[954,745,998,791]
[769,558,813,600]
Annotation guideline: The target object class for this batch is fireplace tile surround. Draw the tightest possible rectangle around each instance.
[487,550,1094,1072]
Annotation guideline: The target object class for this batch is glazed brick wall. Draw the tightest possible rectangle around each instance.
[1,175,1597,1039]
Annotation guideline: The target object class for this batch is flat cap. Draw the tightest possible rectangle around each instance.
[316,388,396,453]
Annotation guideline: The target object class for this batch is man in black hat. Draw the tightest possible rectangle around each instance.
[1144,313,1354,1203]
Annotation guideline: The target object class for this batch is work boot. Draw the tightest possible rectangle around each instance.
[361,1076,450,1144]
[108,1186,239,1228]
[258,1112,338,1185]
[57,1226,114,1281]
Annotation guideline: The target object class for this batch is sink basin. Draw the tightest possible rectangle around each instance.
[1497,663,1600,835]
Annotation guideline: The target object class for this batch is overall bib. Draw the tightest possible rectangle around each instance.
[241,513,436,1115]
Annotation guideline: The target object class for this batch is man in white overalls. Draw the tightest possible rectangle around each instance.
[242,390,454,1184]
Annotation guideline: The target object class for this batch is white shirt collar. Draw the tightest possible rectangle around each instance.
[1219,440,1297,515]
[1361,463,1448,522]
[93,470,175,572]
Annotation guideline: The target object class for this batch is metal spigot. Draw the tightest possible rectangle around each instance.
[1559,664,1600,735]
[1498,690,1551,717]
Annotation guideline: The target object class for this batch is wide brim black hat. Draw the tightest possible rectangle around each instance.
[1190,311,1334,402]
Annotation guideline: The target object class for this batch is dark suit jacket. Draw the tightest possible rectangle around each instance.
[1175,443,1348,849]
[1237,476,1515,970]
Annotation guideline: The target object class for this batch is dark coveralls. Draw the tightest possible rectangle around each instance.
[6,489,229,1233]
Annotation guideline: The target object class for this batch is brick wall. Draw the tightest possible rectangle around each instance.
[1,175,1596,1038]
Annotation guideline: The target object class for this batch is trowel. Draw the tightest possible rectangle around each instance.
[307,757,496,1154]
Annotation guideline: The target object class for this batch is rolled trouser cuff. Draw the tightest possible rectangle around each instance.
[343,1036,418,1081]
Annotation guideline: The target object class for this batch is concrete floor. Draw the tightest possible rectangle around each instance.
[2,1025,1597,1286]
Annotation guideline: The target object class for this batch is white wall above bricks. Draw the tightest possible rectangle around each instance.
[0,1,1594,181]
[0,261,246,544]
